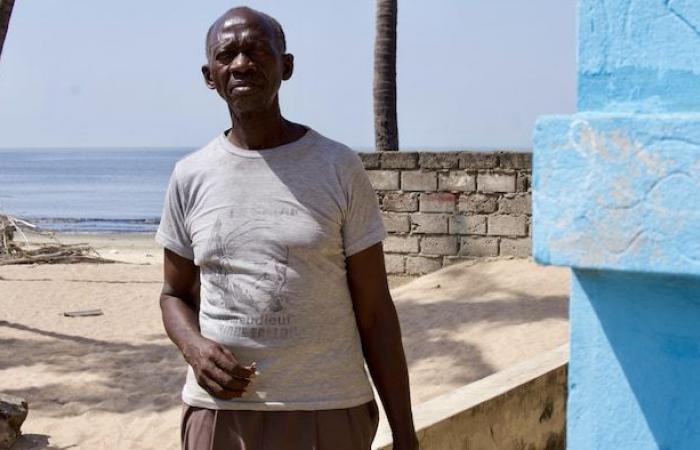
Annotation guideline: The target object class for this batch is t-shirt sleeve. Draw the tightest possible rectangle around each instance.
[342,153,388,257]
[155,168,195,261]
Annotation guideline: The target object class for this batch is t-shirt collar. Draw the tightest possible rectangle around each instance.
[218,127,315,158]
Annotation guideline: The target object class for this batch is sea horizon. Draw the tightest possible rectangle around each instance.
[0,147,192,233]
[0,145,532,234]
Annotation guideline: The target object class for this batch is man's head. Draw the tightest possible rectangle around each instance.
[202,7,293,114]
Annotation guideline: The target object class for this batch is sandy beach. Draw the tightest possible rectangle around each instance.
[0,233,569,450]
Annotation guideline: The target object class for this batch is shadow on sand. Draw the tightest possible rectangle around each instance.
[393,263,568,391]
[12,433,77,450]
[0,320,185,417]
[1,263,568,424]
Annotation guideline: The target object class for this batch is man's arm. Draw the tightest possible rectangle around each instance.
[160,248,255,399]
[347,243,419,450]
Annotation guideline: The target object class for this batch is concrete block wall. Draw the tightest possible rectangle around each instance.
[359,151,532,276]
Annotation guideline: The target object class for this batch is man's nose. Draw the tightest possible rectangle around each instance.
[229,52,255,74]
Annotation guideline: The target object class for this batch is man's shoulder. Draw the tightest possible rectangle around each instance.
[307,129,361,167]
[171,136,223,179]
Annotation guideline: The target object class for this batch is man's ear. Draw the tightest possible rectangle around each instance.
[282,54,294,81]
[202,64,216,90]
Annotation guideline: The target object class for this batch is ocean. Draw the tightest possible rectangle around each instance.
[0,148,194,233]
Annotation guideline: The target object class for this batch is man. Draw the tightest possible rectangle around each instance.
[157,6,418,450]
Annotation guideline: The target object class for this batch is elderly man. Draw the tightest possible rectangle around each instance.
[156,6,418,450]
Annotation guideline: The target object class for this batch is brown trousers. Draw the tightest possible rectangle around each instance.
[181,401,379,450]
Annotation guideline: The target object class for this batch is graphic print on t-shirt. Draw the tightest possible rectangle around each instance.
[201,210,296,340]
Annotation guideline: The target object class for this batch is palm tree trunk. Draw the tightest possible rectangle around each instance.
[373,0,399,152]
[0,0,16,62]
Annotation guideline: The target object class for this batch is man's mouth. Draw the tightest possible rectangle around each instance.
[229,80,259,94]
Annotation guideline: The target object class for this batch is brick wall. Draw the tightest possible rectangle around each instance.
[358,151,532,276]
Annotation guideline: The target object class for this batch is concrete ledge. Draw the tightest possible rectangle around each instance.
[373,345,568,450]
[534,114,700,276]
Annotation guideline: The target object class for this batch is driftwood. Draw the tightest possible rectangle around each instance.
[0,214,116,265]
[63,309,104,317]
[0,215,15,255]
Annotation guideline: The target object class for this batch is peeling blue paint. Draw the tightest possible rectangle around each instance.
[578,0,700,112]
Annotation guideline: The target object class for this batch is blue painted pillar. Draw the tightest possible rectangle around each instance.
[534,1,700,449]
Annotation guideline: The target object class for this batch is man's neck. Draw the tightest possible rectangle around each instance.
[227,104,305,150]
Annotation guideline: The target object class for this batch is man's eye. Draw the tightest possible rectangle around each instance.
[251,45,274,57]
[216,51,235,63]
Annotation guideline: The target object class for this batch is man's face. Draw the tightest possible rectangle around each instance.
[202,11,292,114]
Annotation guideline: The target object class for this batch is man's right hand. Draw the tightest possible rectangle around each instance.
[183,336,256,400]
[160,249,257,400]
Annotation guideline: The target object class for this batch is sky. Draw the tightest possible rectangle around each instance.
[0,1,576,151]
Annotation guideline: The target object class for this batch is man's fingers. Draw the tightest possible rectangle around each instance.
[200,377,224,396]
[212,345,256,380]
[203,364,250,390]
[217,344,236,361]
[197,374,244,400]
[210,345,238,374]
[231,362,256,380]
[202,364,235,387]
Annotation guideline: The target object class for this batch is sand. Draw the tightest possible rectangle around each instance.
[0,234,569,450]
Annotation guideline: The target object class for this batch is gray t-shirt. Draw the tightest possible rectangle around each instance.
[156,129,387,411]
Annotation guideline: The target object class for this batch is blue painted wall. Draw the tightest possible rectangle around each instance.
[534,0,700,448]
[569,270,700,449]
[579,0,700,112]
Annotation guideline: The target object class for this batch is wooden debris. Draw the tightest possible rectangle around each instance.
[63,309,104,318]
[0,214,117,265]
[0,215,15,256]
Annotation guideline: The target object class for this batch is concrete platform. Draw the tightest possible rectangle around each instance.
[375,258,569,446]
